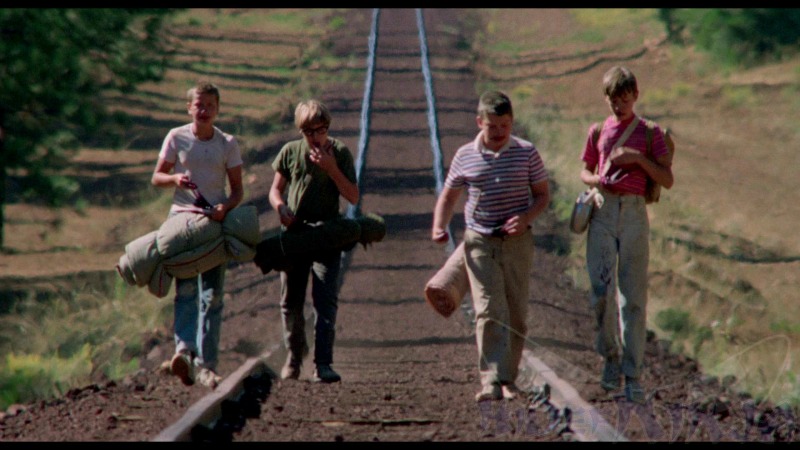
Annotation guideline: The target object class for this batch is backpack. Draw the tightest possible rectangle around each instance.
[592,118,675,204]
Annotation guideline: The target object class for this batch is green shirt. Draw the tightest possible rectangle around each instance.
[272,137,357,223]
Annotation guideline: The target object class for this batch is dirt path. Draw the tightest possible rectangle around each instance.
[1,9,797,442]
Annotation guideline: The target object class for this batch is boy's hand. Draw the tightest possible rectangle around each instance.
[432,228,449,243]
[308,142,335,172]
[608,146,642,168]
[277,204,296,228]
[209,204,226,222]
[501,215,529,236]
[177,174,195,189]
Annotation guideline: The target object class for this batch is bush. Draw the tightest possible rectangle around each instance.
[656,307,694,338]
[0,344,92,409]
[660,8,800,67]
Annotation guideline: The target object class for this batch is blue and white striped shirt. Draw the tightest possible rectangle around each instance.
[445,133,548,235]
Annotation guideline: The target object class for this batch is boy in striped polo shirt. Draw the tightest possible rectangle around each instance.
[432,91,550,402]
[579,66,673,404]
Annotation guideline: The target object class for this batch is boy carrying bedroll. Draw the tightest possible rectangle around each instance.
[432,91,550,402]
[151,80,244,389]
[266,99,359,384]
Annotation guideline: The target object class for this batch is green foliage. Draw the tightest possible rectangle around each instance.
[693,325,714,355]
[328,15,346,31]
[661,8,800,67]
[0,9,177,226]
[0,344,93,408]
[0,278,172,410]
[721,85,757,109]
[656,307,694,338]
[771,319,800,335]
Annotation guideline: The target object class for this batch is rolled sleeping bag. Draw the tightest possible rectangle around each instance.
[163,236,228,280]
[156,212,222,259]
[148,263,173,298]
[253,217,362,274]
[222,205,260,246]
[424,241,469,318]
[116,231,160,287]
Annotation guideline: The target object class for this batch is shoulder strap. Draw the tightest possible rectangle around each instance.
[645,119,655,156]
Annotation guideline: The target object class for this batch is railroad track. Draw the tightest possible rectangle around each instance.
[151,9,625,442]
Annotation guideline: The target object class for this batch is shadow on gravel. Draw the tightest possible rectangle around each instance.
[360,167,434,192]
[380,212,464,236]
[191,373,273,442]
[336,335,473,349]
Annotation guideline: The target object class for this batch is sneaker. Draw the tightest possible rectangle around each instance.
[625,377,646,404]
[475,383,502,402]
[196,368,222,389]
[600,359,621,391]
[170,353,194,386]
[501,383,523,400]
[281,356,302,380]
[313,364,341,383]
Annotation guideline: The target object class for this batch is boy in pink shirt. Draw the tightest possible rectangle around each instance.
[579,66,673,404]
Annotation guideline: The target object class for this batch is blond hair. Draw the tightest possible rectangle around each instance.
[294,99,332,130]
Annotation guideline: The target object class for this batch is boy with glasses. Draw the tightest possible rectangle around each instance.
[268,99,359,383]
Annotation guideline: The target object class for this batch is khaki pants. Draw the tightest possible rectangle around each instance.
[586,192,649,379]
[464,228,533,388]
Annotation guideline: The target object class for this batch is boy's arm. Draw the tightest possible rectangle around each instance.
[269,171,296,228]
[525,179,550,224]
[432,186,461,243]
[580,161,602,188]
[152,158,193,189]
[609,147,673,189]
[643,153,673,189]
[309,144,360,205]
[328,165,360,205]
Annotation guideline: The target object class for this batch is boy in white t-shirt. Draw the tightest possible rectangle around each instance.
[151,80,244,389]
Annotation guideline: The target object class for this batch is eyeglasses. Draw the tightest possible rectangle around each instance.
[301,125,328,137]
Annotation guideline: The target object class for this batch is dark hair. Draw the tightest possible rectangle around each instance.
[478,90,513,118]
[602,66,638,98]
[187,80,220,103]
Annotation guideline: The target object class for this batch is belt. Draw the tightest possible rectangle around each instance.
[474,226,530,240]
[599,188,640,197]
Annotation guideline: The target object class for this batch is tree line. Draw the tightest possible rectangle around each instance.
[0,8,178,248]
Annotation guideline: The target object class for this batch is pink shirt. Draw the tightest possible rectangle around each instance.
[581,116,669,196]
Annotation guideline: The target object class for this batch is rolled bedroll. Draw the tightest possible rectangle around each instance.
[423,241,469,318]
[253,213,386,275]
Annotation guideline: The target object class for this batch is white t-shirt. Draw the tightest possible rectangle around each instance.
[159,123,243,213]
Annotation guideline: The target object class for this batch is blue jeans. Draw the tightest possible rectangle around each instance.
[173,264,226,371]
[280,249,340,366]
